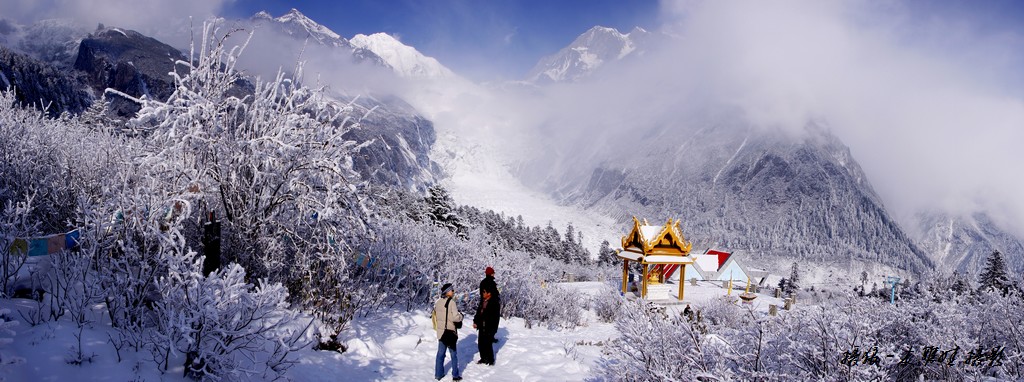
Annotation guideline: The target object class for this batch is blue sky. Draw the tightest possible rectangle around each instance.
[223,0,661,81]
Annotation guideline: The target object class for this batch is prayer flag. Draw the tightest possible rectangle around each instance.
[8,238,28,256]
[47,234,65,255]
[29,238,48,257]
[65,229,81,250]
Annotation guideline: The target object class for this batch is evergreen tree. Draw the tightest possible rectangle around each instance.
[950,271,970,296]
[978,250,1013,295]
[858,270,868,297]
[543,222,562,261]
[564,223,578,263]
[597,240,617,265]
[787,262,801,295]
[426,185,468,239]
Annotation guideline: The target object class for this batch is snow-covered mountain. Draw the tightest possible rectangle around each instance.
[536,119,935,276]
[251,8,386,67]
[912,211,1024,276]
[0,46,91,116]
[0,21,441,192]
[251,9,455,80]
[254,9,346,48]
[526,26,651,83]
[350,33,455,79]
[74,26,188,116]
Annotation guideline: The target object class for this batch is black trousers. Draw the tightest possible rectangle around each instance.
[478,329,495,363]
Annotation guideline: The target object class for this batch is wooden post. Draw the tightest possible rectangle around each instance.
[678,264,686,301]
[769,304,778,316]
[622,260,629,294]
[641,263,648,299]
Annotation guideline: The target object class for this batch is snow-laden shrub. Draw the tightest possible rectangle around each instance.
[0,194,36,297]
[595,298,715,381]
[591,283,625,323]
[0,91,122,234]
[497,272,585,329]
[152,245,303,381]
[594,292,1024,382]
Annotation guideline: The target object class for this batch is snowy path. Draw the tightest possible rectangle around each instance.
[2,282,792,381]
[287,310,617,382]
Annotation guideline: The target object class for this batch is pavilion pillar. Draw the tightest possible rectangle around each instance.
[621,260,629,294]
[678,264,686,301]
[641,262,648,299]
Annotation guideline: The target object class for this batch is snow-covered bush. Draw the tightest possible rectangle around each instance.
[596,298,715,381]
[151,244,303,380]
[595,291,1024,381]
[591,283,625,323]
[0,91,115,234]
[0,194,36,297]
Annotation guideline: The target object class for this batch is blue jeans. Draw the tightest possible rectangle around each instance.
[435,340,460,379]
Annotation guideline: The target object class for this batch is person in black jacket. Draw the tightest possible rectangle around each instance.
[473,284,501,365]
[479,267,498,299]
[479,266,500,343]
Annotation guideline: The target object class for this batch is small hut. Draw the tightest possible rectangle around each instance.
[617,217,694,300]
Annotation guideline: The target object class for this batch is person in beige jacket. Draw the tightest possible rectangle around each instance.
[432,283,463,380]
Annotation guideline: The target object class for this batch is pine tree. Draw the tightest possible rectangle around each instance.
[597,240,617,265]
[950,271,970,296]
[978,250,1013,295]
[858,270,868,297]
[426,185,468,239]
[787,262,801,295]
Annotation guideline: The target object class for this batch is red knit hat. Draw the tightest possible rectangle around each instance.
[485,266,495,275]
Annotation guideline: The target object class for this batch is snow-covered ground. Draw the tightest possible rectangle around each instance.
[1,281,798,381]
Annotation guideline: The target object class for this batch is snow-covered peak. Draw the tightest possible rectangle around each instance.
[277,8,342,41]
[350,33,455,79]
[526,25,651,83]
[253,9,347,48]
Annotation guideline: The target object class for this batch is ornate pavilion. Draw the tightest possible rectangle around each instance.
[617,217,694,300]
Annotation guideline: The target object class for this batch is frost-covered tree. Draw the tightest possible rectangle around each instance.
[978,250,1013,295]
[126,23,366,283]
[597,240,617,265]
[787,262,801,294]
[425,185,467,239]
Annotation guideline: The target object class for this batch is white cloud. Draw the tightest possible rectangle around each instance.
[650,1,1024,235]
[2,0,229,32]
[410,0,1024,236]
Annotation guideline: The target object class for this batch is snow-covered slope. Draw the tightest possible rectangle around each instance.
[250,9,386,67]
[912,211,1024,275]
[432,126,620,255]
[350,33,456,79]
[526,26,650,83]
[251,9,456,80]
[253,9,348,48]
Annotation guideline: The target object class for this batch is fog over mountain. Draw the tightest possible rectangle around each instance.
[401,1,1024,276]
[2,0,1021,277]
[492,1,1024,238]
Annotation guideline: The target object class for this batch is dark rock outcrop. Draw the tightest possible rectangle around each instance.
[0,46,92,116]
[73,27,186,116]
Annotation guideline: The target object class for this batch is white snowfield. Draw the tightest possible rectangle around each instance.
[1,282,792,381]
